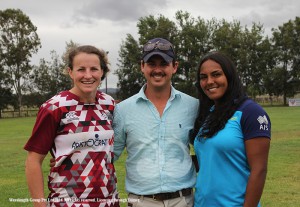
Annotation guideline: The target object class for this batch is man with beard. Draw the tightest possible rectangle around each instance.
[113,38,199,207]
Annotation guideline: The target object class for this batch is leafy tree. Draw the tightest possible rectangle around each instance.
[259,37,278,97]
[173,11,213,96]
[115,34,142,100]
[26,43,75,107]
[290,17,300,78]
[116,12,274,99]
[137,14,178,45]
[0,9,41,114]
[264,67,286,97]
[212,19,243,60]
[25,58,50,106]
[116,11,299,105]
[238,23,272,97]
[209,20,274,99]
[0,88,15,118]
[210,21,275,100]
[0,46,16,116]
[271,17,300,105]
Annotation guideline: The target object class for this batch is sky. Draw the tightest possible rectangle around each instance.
[1,0,299,89]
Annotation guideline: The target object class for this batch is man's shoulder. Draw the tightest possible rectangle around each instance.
[115,93,140,110]
[175,90,198,103]
[179,91,197,99]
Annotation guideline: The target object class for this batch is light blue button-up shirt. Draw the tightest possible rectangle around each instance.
[113,85,199,195]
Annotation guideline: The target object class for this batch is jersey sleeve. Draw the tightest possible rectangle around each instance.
[24,107,60,155]
[240,101,271,140]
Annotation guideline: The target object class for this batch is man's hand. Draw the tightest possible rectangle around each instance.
[49,158,56,167]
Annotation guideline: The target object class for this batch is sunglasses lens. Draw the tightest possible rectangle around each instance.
[144,43,156,51]
[143,42,172,52]
[157,43,170,50]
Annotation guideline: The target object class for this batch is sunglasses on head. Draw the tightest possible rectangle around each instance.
[143,41,174,52]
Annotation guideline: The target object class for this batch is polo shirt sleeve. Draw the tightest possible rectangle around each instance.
[112,104,126,161]
[240,101,271,140]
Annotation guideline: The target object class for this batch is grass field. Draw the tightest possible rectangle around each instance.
[0,106,299,207]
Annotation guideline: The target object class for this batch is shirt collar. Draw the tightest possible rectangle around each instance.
[136,84,181,102]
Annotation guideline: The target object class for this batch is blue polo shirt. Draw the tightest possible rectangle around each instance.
[113,85,199,194]
[194,99,271,207]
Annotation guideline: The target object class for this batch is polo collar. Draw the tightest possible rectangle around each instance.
[136,84,181,102]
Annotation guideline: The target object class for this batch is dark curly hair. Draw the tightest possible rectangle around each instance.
[191,51,247,141]
[67,45,110,81]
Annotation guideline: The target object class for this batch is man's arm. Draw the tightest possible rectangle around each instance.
[112,105,126,161]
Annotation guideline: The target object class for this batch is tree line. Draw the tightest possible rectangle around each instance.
[0,9,299,117]
[116,11,300,102]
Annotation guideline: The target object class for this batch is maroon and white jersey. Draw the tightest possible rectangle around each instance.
[24,91,119,207]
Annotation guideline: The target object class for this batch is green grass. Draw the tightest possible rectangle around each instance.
[0,117,127,207]
[0,106,299,206]
[261,107,300,207]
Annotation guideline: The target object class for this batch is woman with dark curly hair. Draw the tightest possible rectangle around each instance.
[191,51,271,207]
